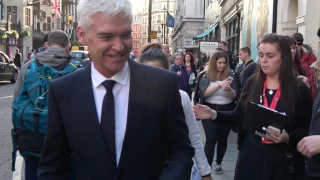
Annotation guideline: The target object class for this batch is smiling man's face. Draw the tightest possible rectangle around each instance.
[77,13,132,78]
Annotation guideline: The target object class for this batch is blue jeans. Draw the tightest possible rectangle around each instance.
[24,158,39,180]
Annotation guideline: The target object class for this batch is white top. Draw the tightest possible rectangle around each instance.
[179,90,212,176]
[91,62,130,165]
[204,81,233,105]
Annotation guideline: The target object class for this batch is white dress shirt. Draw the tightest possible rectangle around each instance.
[91,62,130,165]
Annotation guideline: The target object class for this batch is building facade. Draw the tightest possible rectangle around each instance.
[60,0,78,43]
[219,0,243,57]
[171,0,205,53]
[4,0,33,61]
[199,0,320,60]
[140,0,175,49]
[132,13,142,56]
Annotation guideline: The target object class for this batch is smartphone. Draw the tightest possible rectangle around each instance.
[268,126,281,133]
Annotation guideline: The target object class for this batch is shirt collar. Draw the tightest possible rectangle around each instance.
[91,61,130,88]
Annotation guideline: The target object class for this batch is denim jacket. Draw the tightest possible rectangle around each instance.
[193,70,239,105]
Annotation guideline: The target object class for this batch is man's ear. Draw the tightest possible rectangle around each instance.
[77,26,87,45]
[44,42,49,49]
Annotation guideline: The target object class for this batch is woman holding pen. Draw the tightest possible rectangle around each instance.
[194,34,313,180]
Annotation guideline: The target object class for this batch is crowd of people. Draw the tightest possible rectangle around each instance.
[9,0,320,180]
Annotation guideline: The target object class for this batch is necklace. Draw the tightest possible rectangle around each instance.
[269,89,274,95]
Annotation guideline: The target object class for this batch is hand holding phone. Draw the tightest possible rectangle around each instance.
[267,126,289,144]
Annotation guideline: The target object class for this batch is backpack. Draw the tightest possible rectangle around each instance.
[11,59,78,171]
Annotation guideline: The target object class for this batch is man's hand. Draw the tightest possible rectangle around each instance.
[177,70,182,76]
[202,176,213,180]
[297,135,320,158]
[193,104,216,120]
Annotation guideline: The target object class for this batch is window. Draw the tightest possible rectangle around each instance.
[25,8,31,26]
[43,17,51,31]
[7,6,18,24]
[226,18,239,57]
[9,37,18,45]
[158,4,161,11]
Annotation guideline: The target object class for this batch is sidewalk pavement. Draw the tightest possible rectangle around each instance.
[197,121,238,180]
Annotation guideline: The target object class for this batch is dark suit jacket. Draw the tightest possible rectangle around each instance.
[37,60,194,180]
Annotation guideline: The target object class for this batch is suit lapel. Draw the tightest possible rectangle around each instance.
[74,65,115,165]
[116,60,147,173]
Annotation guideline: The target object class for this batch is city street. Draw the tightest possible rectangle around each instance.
[0,81,237,180]
[0,82,15,180]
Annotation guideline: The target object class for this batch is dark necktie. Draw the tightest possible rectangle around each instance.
[101,80,117,166]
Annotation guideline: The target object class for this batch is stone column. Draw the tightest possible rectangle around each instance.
[296,0,320,56]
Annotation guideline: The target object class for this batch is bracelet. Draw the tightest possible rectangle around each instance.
[217,81,221,87]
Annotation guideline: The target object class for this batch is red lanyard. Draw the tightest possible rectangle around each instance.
[262,78,281,110]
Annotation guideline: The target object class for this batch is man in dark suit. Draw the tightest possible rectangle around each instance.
[37,0,194,179]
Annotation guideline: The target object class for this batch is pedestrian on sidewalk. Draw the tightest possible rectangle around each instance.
[194,34,313,180]
[291,32,317,99]
[193,51,239,174]
[297,28,320,180]
[12,30,79,180]
[169,52,190,95]
[37,0,194,179]
[139,43,212,180]
[13,49,22,70]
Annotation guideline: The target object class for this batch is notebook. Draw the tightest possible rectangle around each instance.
[242,102,287,132]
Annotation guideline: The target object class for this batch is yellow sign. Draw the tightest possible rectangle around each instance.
[150,31,157,39]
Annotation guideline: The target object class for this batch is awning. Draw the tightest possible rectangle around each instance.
[193,24,218,40]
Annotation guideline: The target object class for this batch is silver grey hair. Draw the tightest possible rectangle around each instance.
[173,52,182,59]
[77,0,133,31]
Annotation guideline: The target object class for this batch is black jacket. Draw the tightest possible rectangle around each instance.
[306,88,320,178]
[37,60,194,180]
[215,77,312,151]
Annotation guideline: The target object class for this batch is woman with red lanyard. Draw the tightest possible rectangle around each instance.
[193,34,313,180]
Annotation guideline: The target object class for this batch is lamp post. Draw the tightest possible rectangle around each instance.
[65,15,73,42]
[162,5,167,44]
[50,9,56,18]
[160,20,165,43]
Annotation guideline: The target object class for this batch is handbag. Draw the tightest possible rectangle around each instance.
[189,72,196,85]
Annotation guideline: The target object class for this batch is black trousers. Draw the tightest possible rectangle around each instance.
[202,102,235,166]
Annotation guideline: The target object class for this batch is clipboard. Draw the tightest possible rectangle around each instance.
[242,102,287,132]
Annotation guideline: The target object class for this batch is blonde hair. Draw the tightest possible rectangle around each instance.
[205,51,230,82]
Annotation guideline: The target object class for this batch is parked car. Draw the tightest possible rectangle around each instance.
[70,50,91,67]
[0,51,18,83]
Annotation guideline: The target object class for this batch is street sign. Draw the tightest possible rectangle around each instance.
[150,31,157,39]
[199,41,219,57]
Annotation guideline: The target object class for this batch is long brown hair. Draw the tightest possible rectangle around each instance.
[243,34,297,121]
[205,51,230,82]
